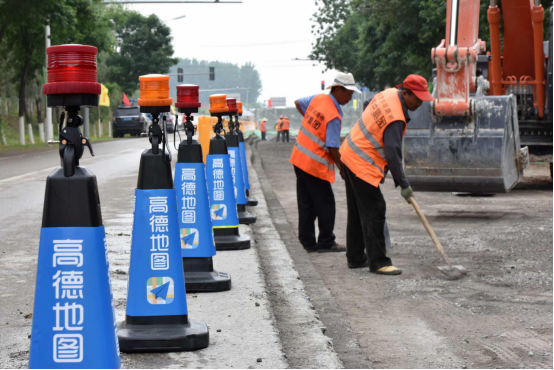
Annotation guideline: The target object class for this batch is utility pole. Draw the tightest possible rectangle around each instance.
[45,23,53,143]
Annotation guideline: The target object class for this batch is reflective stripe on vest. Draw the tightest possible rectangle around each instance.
[290,94,341,182]
[300,126,327,151]
[345,134,383,175]
[340,88,406,187]
[294,142,334,170]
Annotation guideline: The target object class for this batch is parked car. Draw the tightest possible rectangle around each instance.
[164,112,175,133]
[112,106,149,137]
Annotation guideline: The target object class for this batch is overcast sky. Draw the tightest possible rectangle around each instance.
[124,0,340,106]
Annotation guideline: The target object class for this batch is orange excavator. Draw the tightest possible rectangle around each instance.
[404,0,552,192]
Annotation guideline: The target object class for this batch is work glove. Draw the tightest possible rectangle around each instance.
[400,186,414,204]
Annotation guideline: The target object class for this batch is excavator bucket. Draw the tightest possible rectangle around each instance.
[404,95,524,193]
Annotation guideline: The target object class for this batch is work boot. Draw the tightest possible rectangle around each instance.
[318,242,346,253]
[348,259,369,269]
[373,266,402,275]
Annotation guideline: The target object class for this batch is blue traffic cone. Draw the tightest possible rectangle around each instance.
[207,116,251,251]
[117,106,209,352]
[236,115,258,207]
[29,109,120,368]
[225,114,256,225]
[175,107,231,293]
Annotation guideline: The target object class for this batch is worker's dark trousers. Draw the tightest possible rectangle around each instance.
[344,165,392,271]
[276,131,281,142]
[282,130,289,142]
[294,165,336,251]
[261,131,266,141]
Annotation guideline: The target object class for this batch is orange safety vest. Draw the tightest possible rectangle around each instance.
[290,94,341,183]
[340,88,407,187]
[276,120,283,132]
[260,121,266,132]
[281,118,290,130]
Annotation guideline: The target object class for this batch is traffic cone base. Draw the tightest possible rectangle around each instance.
[117,318,209,353]
[175,139,232,293]
[183,257,231,292]
[246,189,258,207]
[214,227,251,250]
[237,204,257,225]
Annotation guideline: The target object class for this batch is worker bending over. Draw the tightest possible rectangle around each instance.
[291,72,361,253]
[281,116,290,143]
[340,75,434,274]
[260,118,267,141]
[276,115,283,142]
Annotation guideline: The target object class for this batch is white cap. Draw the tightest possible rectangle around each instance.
[326,72,362,94]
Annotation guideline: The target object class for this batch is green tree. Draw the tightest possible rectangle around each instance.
[107,9,176,94]
[0,0,114,144]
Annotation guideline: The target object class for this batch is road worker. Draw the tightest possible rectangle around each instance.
[340,74,434,274]
[291,72,361,253]
[281,116,290,143]
[276,115,283,142]
[260,118,267,141]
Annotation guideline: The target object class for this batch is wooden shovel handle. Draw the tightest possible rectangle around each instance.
[409,197,452,267]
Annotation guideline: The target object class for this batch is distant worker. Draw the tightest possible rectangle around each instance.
[281,116,290,143]
[340,75,434,274]
[290,72,361,253]
[260,118,267,141]
[276,115,283,142]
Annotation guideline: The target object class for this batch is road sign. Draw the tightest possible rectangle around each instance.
[270,97,286,107]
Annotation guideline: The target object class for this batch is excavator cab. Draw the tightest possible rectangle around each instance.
[404,0,550,193]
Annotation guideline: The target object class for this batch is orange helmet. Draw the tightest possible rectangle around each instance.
[285,116,288,119]
[279,115,283,119]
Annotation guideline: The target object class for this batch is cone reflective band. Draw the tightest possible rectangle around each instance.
[236,102,243,115]
[226,98,237,114]
[138,74,173,107]
[43,44,101,96]
[209,94,229,114]
[176,84,201,109]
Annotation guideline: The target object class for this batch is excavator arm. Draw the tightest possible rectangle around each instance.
[403,0,538,193]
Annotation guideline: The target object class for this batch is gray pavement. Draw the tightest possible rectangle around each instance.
[253,136,553,369]
[0,137,338,368]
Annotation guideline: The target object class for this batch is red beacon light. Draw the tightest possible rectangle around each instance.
[226,98,237,115]
[176,84,201,114]
[43,44,101,107]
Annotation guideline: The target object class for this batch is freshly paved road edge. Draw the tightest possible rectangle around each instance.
[249,137,372,369]
[246,137,345,369]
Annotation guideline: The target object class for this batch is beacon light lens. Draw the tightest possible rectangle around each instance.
[46,44,98,83]
[209,94,229,114]
[138,74,173,107]
[226,98,237,114]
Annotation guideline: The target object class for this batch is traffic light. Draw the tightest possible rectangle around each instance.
[209,66,215,81]
[321,80,325,90]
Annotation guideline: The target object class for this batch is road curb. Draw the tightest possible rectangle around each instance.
[245,136,344,369]
[248,136,372,369]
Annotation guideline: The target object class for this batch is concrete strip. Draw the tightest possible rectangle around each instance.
[249,137,372,369]
[245,138,343,369]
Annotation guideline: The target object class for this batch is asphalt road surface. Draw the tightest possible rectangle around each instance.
[253,135,553,369]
